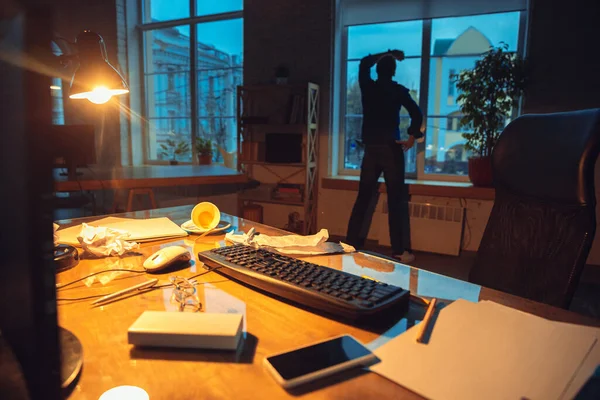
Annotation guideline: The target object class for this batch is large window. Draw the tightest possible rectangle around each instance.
[338,9,524,180]
[141,0,243,163]
[344,20,423,174]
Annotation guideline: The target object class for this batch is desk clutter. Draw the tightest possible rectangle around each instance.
[370,299,600,400]
[51,205,600,398]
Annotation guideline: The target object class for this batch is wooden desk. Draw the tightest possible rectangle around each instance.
[55,206,598,399]
[54,165,247,192]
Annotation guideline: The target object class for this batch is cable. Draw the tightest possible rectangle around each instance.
[56,269,146,290]
[56,267,225,302]
[189,265,222,281]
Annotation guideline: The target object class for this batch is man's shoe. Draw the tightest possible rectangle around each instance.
[393,251,415,264]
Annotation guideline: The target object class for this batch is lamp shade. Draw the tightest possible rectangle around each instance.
[69,31,128,104]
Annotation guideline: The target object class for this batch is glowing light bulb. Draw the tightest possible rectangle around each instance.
[70,87,129,104]
[87,86,113,104]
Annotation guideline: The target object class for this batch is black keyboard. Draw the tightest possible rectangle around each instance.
[197,244,410,321]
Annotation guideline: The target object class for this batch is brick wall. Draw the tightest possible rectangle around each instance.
[244,0,334,129]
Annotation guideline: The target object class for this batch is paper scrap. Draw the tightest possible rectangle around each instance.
[224,229,354,255]
[77,223,139,257]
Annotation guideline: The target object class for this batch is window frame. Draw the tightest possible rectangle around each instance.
[336,11,526,182]
[138,0,243,165]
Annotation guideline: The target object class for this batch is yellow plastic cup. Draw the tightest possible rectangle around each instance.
[191,202,221,232]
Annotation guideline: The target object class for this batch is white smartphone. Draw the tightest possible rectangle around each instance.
[263,334,378,389]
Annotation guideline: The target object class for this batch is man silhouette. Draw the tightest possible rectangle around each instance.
[346,49,423,263]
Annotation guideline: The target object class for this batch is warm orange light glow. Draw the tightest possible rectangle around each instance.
[69,86,129,104]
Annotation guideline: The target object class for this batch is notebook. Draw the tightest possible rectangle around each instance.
[56,217,188,245]
[369,299,599,400]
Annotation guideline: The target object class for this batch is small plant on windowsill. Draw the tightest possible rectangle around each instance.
[454,43,526,186]
[195,137,213,165]
[160,138,191,165]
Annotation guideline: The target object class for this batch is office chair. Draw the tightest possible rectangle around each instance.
[469,108,600,308]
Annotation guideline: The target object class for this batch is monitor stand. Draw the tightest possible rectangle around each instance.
[59,327,83,391]
[54,247,83,391]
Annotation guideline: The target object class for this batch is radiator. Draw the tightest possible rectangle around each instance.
[378,200,465,256]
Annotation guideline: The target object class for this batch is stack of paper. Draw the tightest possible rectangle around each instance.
[56,217,188,245]
[370,299,600,400]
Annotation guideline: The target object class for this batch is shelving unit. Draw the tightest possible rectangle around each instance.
[236,83,319,234]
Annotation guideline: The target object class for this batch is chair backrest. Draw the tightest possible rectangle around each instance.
[469,108,600,308]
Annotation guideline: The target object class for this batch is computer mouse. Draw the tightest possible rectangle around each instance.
[143,246,191,273]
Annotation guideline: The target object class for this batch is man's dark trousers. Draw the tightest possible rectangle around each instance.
[346,143,411,254]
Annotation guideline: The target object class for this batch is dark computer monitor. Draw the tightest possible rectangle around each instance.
[0,5,62,400]
[51,124,96,180]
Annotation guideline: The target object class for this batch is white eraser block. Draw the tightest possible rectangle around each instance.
[128,311,243,350]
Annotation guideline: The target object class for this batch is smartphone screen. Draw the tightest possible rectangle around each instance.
[266,336,372,381]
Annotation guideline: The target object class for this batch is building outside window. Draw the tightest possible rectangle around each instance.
[141,0,243,163]
[337,2,525,181]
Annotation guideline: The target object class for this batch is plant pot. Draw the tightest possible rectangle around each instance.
[169,160,178,166]
[468,156,493,187]
[197,153,212,165]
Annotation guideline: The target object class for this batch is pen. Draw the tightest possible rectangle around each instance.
[416,297,437,343]
[91,278,158,305]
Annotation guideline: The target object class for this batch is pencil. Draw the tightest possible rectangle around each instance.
[416,298,437,343]
[91,279,158,305]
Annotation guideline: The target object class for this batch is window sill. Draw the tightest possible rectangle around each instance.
[321,176,495,200]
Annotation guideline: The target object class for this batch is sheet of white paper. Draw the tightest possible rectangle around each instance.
[478,300,600,400]
[99,217,187,241]
[370,299,598,400]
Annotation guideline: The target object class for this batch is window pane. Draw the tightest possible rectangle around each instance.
[344,57,420,173]
[50,78,64,124]
[348,21,423,59]
[428,55,478,114]
[196,0,242,17]
[144,26,192,161]
[431,12,521,55]
[144,0,189,23]
[425,12,520,176]
[344,115,363,170]
[348,20,423,59]
[196,19,243,161]
[346,58,421,113]
[425,117,469,176]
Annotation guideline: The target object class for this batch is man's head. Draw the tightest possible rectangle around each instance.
[376,55,396,80]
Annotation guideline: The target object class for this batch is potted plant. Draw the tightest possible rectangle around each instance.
[160,138,190,165]
[455,43,526,186]
[195,137,213,165]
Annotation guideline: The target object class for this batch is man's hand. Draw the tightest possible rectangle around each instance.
[396,135,415,152]
[390,50,405,61]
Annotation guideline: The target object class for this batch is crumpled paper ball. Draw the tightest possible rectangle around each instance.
[77,223,139,257]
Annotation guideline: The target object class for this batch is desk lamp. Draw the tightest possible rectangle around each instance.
[68,30,129,104]
[53,29,129,273]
